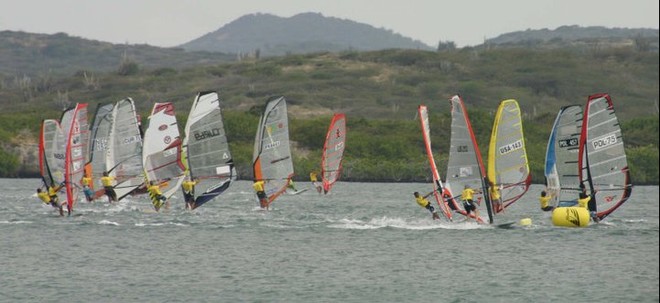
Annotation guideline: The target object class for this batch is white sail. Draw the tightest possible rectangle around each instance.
[143,102,186,203]
[252,96,294,206]
[106,98,144,200]
[579,94,632,221]
[182,91,236,209]
[87,103,114,195]
[545,105,583,207]
[446,95,492,223]
[39,119,66,188]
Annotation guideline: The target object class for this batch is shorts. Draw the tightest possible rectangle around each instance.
[463,200,476,213]
[257,191,267,200]
[425,204,436,213]
[183,192,194,202]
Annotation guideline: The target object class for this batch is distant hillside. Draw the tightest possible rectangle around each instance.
[485,25,659,50]
[179,12,434,56]
[0,31,234,77]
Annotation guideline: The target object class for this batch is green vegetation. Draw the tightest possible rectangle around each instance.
[0,47,658,184]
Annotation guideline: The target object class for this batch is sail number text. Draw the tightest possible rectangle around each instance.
[499,140,523,155]
[592,133,617,150]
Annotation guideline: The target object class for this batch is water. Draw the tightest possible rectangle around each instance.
[1,179,658,303]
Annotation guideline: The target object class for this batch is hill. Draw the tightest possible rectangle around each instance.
[179,12,434,56]
[485,25,659,51]
[0,30,235,77]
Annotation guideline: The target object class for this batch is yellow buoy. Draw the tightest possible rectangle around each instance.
[519,218,532,226]
[551,207,590,227]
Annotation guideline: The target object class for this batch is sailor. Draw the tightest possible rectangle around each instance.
[461,184,480,220]
[37,183,65,216]
[81,172,94,202]
[488,180,503,212]
[309,171,322,194]
[413,191,440,220]
[253,179,268,209]
[539,190,554,211]
[182,177,199,210]
[101,171,117,203]
[287,179,298,192]
[148,180,168,211]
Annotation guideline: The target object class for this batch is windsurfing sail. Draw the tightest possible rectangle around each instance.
[417,105,452,220]
[61,103,90,212]
[487,99,531,212]
[182,91,236,209]
[106,98,144,201]
[579,93,632,221]
[85,103,114,195]
[544,105,583,207]
[39,119,66,188]
[252,96,294,207]
[320,113,347,194]
[446,95,492,223]
[142,102,186,208]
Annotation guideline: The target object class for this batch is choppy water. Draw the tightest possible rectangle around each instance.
[1,179,658,303]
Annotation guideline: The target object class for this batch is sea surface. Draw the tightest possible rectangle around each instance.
[1,179,658,303]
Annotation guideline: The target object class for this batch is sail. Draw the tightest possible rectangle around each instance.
[579,94,632,221]
[106,98,144,201]
[62,103,89,212]
[487,99,531,212]
[320,113,347,194]
[544,105,583,207]
[252,96,294,206]
[417,105,452,220]
[446,95,492,223]
[86,103,114,193]
[143,102,186,204]
[39,119,66,188]
[182,91,236,209]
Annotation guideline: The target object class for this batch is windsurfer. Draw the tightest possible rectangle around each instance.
[413,191,440,220]
[310,171,322,194]
[148,180,168,211]
[81,172,94,202]
[253,180,268,209]
[578,186,600,223]
[488,180,503,213]
[36,184,65,216]
[101,171,117,203]
[461,184,480,220]
[539,190,554,211]
[182,177,199,210]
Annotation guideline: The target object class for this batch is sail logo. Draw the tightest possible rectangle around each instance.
[498,140,523,155]
[122,135,141,145]
[264,140,281,150]
[194,128,221,141]
[558,138,579,148]
[158,124,168,131]
[54,153,65,160]
[592,133,617,150]
[162,148,177,157]
[164,136,171,144]
[457,145,468,152]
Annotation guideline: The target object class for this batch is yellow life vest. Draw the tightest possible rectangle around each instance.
[148,185,163,196]
[539,195,552,209]
[101,176,114,187]
[81,177,91,186]
[253,181,265,192]
[462,188,474,201]
[38,192,51,204]
[182,180,197,193]
[415,196,430,208]
[489,186,500,200]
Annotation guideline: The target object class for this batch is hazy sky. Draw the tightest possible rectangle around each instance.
[1,0,658,47]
